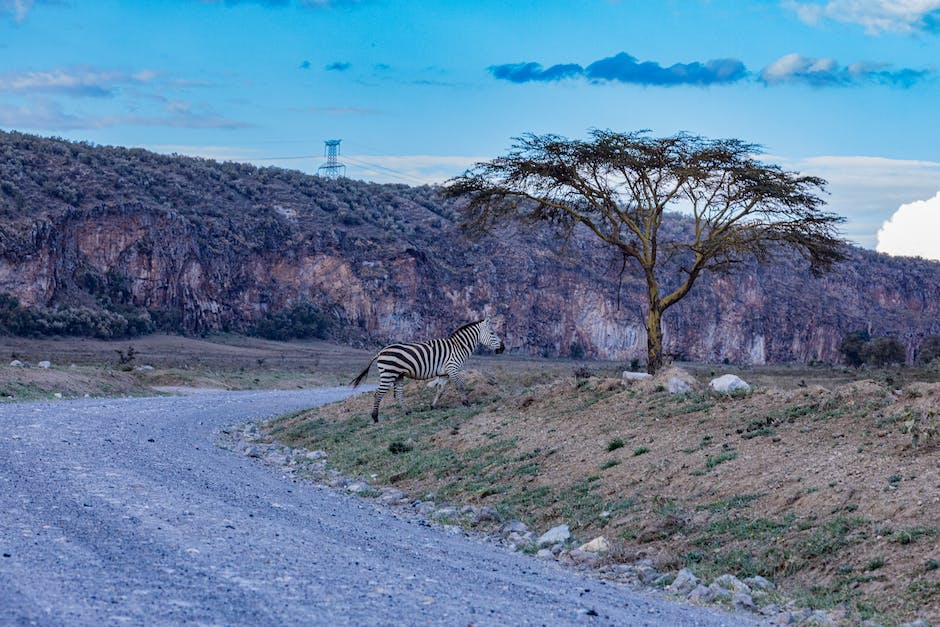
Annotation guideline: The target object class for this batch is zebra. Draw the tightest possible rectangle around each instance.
[350,318,505,422]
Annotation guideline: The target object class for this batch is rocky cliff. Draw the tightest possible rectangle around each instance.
[2,130,939,364]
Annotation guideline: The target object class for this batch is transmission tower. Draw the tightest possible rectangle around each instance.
[317,139,346,179]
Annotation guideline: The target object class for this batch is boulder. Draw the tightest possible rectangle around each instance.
[709,374,751,393]
[38,360,51,369]
[537,524,571,547]
[566,548,600,567]
[744,575,776,591]
[668,568,701,595]
[732,591,757,611]
[622,371,652,382]
[712,573,751,594]
[688,584,714,604]
[578,536,610,553]
[667,377,692,394]
[500,520,529,537]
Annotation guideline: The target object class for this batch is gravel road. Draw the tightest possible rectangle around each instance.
[0,388,758,626]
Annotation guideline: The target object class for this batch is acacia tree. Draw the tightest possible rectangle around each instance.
[444,130,847,374]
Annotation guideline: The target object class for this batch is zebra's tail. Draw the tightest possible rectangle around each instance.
[350,357,376,388]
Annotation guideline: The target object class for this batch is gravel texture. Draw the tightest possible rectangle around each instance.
[0,388,759,625]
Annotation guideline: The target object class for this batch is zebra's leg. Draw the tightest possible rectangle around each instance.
[447,367,470,407]
[430,376,448,408]
[393,376,412,415]
[372,372,396,422]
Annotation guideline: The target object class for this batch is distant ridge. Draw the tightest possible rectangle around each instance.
[1,130,939,364]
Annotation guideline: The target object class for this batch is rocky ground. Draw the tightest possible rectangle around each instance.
[263,365,940,626]
[3,333,938,624]
[227,419,932,627]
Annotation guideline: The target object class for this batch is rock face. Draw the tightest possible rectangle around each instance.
[3,131,940,364]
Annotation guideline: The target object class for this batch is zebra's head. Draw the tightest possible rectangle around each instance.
[479,317,505,354]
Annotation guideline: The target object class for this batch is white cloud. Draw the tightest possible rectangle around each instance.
[761,53,843,86]
[876,191,940,260]
[1,0,33,24]
[785,0,940,34]
[774,155,940,248]
[0,67,159,97]
[759,53,928,87]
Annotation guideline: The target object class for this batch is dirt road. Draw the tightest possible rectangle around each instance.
[0,389,756,625]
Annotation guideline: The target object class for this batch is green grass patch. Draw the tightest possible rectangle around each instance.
[606,438,626,452]
[889,526,940,545]
[699,493,761,513]
[704,447,737,471]
[681,434,713,454]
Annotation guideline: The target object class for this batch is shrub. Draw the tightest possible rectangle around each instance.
[917,335,940,366]
[250,301,331,341]
[838,329,870,367]
[0,293,151,339]
[861,336,907,367]
[569,342,585,360]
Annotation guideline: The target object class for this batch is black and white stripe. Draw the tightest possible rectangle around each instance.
[351,318,505,422]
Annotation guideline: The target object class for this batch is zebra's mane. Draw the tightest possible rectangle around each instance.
[449,319,485,339]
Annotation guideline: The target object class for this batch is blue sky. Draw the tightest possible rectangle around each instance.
[2,0,940,258]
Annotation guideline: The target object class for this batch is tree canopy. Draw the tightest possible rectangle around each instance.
[445,130,847,373]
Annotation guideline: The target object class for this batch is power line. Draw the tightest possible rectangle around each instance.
[341,155,432,186]
[249,151,433,186]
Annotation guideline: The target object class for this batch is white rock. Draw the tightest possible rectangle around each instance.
[712,573,751,594]
[709,374,751,393]
[744,575,776,591]
[622,371,652,381]
[578,536,610,553]
[500,520,529,536]
[506,531,533,547]
[38,360,51,369]
[688,584,714,603]
[667,377,692,394]
[708,582,733,601]
[9,360,23,367]
[732,591,756,611]
[567,549,600,567]
[379,488,409,506]
[537,524,571,547]
[636,564,660,585]
[668,568,701,595]
[134,364,155,371]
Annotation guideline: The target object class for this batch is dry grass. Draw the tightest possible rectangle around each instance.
[267,363,940,625]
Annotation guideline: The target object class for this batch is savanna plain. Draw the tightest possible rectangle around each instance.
[3,333,939,625]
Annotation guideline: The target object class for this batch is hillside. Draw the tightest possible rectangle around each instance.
[1,130,939,364]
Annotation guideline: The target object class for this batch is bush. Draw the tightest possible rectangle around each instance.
[250,301,331,341]
[838,329,870,367]
[0,292,152,339]
[917,335,940,366]
[861,336,907,367]
[569,342,585,360]
[838,330,907,367]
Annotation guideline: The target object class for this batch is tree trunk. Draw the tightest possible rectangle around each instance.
[646,305,664,375]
